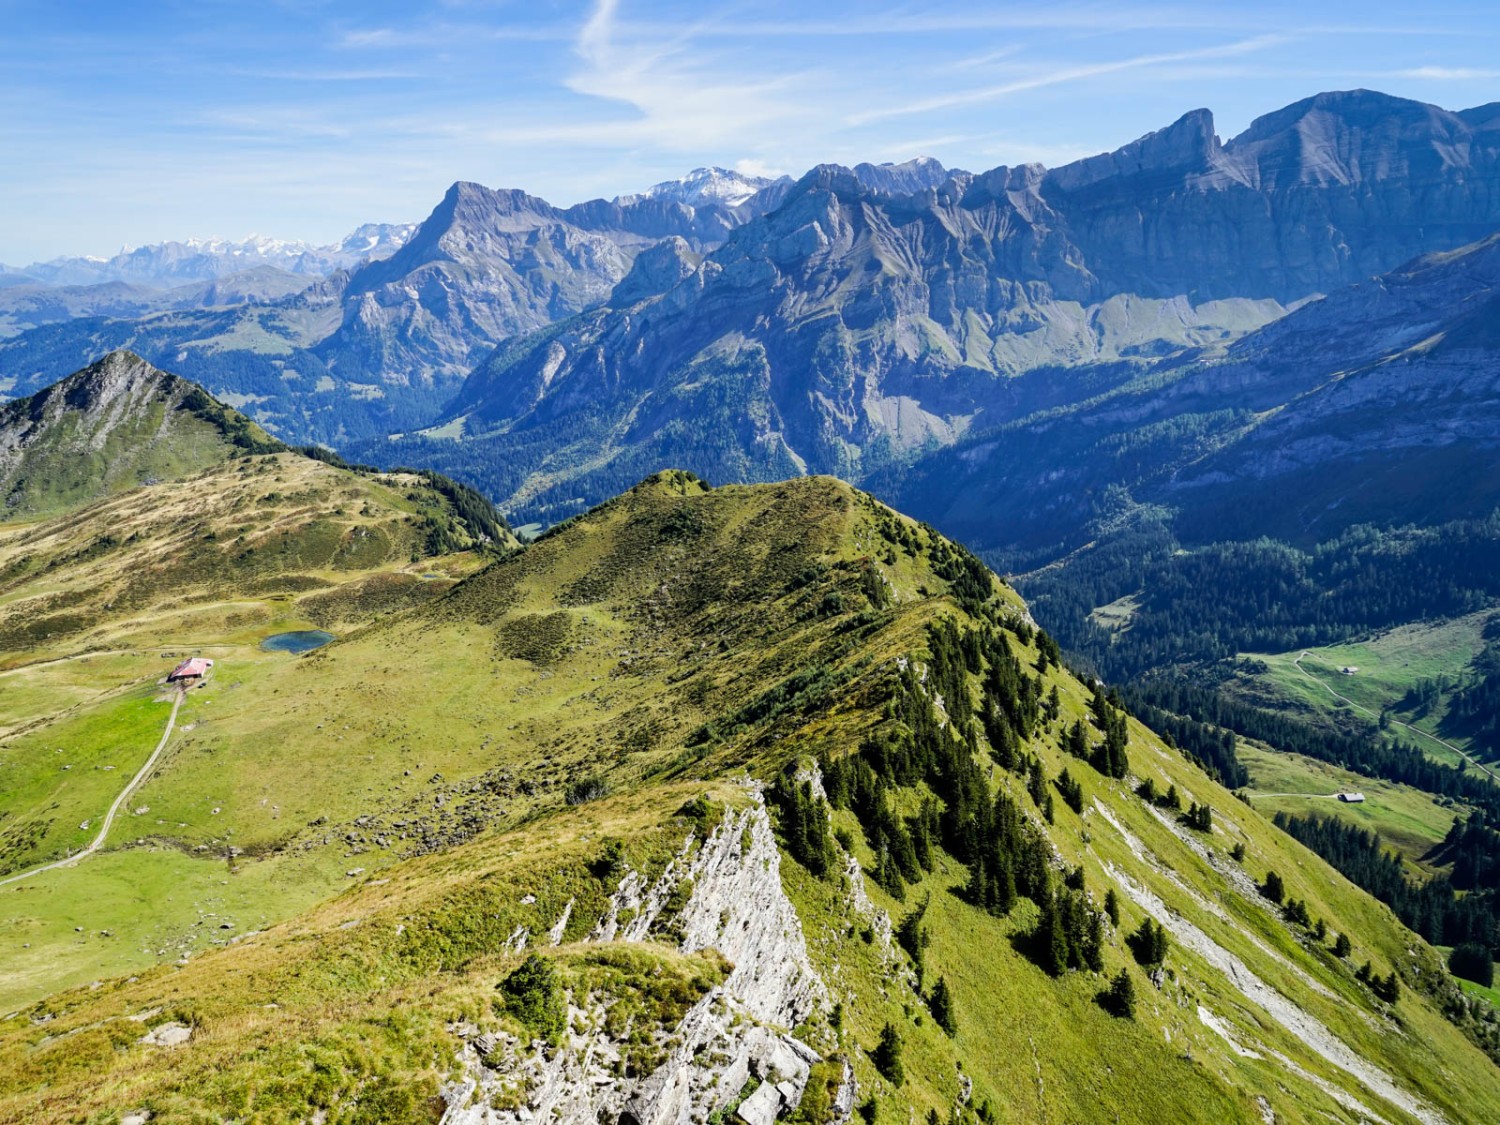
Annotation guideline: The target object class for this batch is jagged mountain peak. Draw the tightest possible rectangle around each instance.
[38,349,211,418]
[610,236,702,307]
[850,154,961,195]
[1048,107,1222,192]
[1221,88,1486,189]
[1236,88,1449,137]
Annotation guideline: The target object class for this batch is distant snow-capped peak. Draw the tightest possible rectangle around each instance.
[617,167,783,210]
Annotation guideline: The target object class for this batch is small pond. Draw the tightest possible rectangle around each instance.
[260,630,336,654]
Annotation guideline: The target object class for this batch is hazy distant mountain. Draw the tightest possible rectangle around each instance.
[14,222,417,289]
[0,266,318,339]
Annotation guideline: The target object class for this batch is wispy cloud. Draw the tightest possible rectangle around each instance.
[335,22,567,49]
[1394,65,1500,80]
[562,0,818,150]
[850,35,1286,124]
[230,68,427,82]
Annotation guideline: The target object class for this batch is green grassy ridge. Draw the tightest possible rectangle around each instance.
[0,472,922,1007]
[0,451,501,666]
[1,473,1498,1121]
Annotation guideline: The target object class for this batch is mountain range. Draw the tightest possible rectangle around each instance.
[358,91,1498,531]
[2,224,417,290]
[15,89,1494,467]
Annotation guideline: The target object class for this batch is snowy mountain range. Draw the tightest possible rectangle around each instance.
[7,222,418,289]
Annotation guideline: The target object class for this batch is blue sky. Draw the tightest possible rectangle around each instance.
[1,0,1496,263]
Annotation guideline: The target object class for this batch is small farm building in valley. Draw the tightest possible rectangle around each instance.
[168,657,214,684]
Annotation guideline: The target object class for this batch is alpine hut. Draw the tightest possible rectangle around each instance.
[168,657,214,684]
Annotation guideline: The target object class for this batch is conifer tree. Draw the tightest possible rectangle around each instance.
[1037,891,1069,976]
[1129,917,1169,966]
[1057,768,1084,814]
[1085,912,1106,973]
[1104,969,1136,1018]
[873,1023,905,1086]
[897,899,931,986]
[1065,719,1090,760]
[928,976,957,1036]
[1261,869,1285,905]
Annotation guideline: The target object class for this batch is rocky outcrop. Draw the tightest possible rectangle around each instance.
[441,793,829,1125]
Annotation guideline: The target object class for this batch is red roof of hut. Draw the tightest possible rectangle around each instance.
[169,657,214,680]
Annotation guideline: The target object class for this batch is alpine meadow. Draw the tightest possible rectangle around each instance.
[3,3,1500,1123]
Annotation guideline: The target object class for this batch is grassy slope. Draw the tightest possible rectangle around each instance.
[1232,612,1494,767]
[0,354,289,519]
[0,451,514,970]
[1238,742,1459,872]
[0,397,244,518]
[0,474,1496,1123]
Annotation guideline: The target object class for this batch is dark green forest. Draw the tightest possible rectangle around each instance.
[1015,512,1500,687]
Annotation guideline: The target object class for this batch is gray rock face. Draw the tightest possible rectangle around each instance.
[307,180,773,400]
[139,1021,191,1047]
[850,156,959,196]
[611,238,702,308]
[882,229,1500,551]
[1044,90,1500,300]
[441,793,828,1125]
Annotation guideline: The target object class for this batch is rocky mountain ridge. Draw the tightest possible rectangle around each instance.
[2,90,1496,467]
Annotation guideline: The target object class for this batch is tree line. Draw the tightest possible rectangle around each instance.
[1273,811,1500,956]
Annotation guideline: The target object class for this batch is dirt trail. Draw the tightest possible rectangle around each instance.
[0,687,183,888]
[0,650,134,677]
[1293,653,1499,783]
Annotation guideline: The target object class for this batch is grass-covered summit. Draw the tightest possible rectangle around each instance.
[0,349,287,518]
[1,471,1498,1123]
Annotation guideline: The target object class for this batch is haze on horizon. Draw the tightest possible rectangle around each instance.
[1,0,1496,264]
